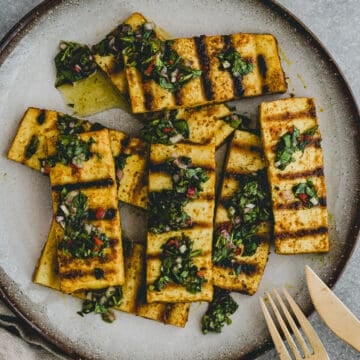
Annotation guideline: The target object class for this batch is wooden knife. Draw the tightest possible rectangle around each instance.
[305,265,360,351]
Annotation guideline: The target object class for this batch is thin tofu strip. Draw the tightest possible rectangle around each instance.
[212,131,271,295]
[47,129,125,293]
[259,97,329,254]
[146,141,215,303]
[33,224,189,327]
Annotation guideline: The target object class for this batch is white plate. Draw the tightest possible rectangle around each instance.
[0,1,359,359]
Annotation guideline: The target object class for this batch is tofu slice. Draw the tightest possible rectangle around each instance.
[33,223,189,327]
[259,97,329,254]
[147,142,215,303]
[47,129,125,293]
[125,32,286,113]
[212,130,271,295]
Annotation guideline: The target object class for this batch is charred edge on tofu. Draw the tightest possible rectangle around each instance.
[274,226,328,241]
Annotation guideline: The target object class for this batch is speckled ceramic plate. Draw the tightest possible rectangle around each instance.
[0,1,359,359]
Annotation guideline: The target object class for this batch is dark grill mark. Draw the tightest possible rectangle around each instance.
[37,110,46,125]
[194,35,214,100]
[52,178,114,192]
[274,226,328,241]
[174,90,183,106]
[277,167,324,180]
[274,196,327,210]
[144,87,154,112]
[232,142,264,155]
[223,35,244,97]
[263,107,317,122]
[88,208,117,220]
[60,269,83,280]
[257,55,267,78]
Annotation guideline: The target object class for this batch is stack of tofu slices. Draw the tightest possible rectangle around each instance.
[7,12,328,328]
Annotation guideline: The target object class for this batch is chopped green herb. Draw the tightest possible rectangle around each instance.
[57,114,87,135]
[40,134,95,173]
[213,171,271,267]
[114,153,130,184]
[122,23,201,92]
[221,112,251,129]
[55,41,98,87]
[148,191,191,234]
[149,234,204,293]
[218,49,253,78]
[140,110,189,144]
[292,179,319,208]
[275,125,319,170]
[78,286,122,323]
[56,188,110,259]
[202,288,238,334]
[25,135,39,159]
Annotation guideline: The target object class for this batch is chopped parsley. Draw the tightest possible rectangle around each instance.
[202,288,239,334]
[148,191,191,234]
[55,41,97,87]
[78,286,122,323]
[57,114,87,135]
[140,110,189,144]
[292,179,319,208]
[275,125,319,170]
[220,112,251,130]
[40,134,95,173]
[25,135,39,159]
[56,188,110,259]
[114,153,130,184]
[149,234,205,293]
[148,156,209,233]
[213,172,271,268]
[122,22,202,92]
[218,48,253,78]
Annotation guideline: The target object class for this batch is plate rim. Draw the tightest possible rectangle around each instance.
[0,0,359,359]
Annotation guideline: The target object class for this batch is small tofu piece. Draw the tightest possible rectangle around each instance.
[147,141,215,303]
[212,131,271,295]
[259,97,329,254]
[125,32,286,113]
[93,12,167,96]
[47,129,125,293]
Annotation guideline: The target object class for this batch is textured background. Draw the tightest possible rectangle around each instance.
[0,1,359,359]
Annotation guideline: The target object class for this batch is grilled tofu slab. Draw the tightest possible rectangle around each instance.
[213,131,271,295]
[259,97,329,254]
[125,31,286,113]
[47,129,125,293]
[33,223,189,327]
[147,142,215,303]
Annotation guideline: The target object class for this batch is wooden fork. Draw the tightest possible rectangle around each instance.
[259,288,329,360]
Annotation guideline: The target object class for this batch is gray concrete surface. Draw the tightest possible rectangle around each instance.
[0,1,359,359]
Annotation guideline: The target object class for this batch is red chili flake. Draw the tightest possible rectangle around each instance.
[162,127,173,134]
[219,221,232,233]
[144,56,157,76]
[73,64,82,73]
[235,247,242,256]
[96,207,106,220]
[187,187,196,197]
[197,270,206,278]
[70,163,80,174]
[42,164,51,174]
[305,134,312,142]
[289,126,294,134]
[93,236,103,247]
[298,193,308,204]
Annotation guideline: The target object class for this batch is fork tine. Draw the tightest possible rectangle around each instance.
[274,289,312,357]
[266,292,303,360]
[282,287,328,357]
[259,297,291,360]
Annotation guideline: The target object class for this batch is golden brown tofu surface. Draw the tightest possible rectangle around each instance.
[259,97,329,254]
